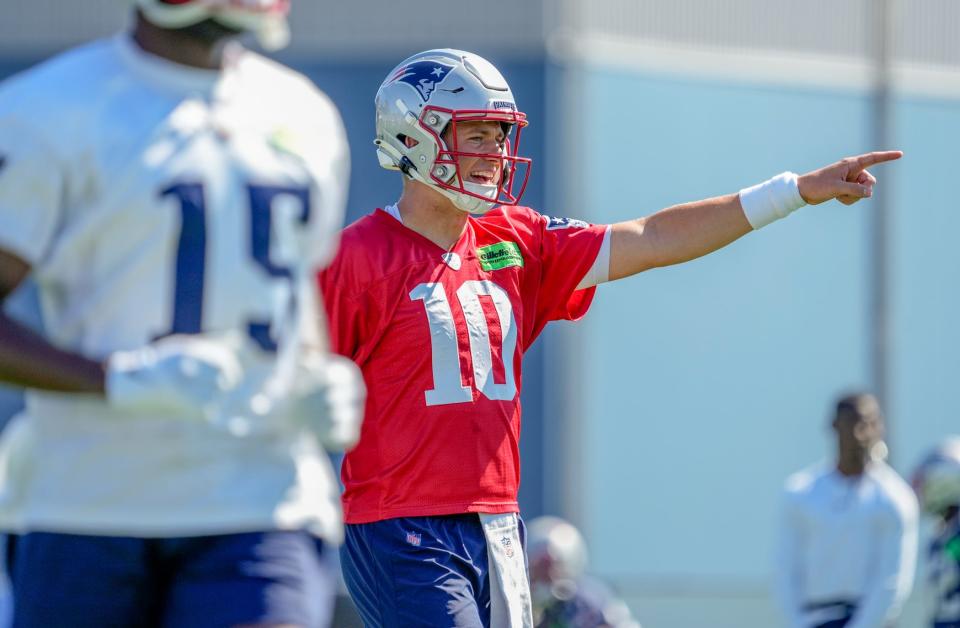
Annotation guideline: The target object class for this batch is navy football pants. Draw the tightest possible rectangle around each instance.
[342,514,527,627]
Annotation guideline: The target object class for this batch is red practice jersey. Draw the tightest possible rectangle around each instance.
[318,206,606,523]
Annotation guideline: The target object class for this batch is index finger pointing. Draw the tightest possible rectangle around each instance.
[854,150,904,169]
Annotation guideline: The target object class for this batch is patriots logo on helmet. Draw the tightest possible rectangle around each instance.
[388,61,455,102]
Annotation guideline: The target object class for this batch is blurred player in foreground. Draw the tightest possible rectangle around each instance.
[0,1,363,625]
[912,437,960,628]
[317,48,904,627]
[527,516,641,628]
[774,393,918,628]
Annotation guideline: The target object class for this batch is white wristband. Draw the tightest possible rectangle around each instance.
[739,172,806,230]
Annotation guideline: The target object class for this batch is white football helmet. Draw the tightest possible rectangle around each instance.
[527,516,588,585]
[374,49,531,214]
[912,437,960,516]
[134,0,290,50]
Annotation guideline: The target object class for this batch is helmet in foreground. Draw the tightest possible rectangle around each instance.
[135,0,291,50]
[374,49,531,214]
[912,437,960,516]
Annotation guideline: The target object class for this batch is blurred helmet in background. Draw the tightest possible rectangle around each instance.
[912,437,960,517]
[527,516,589,587]
[374,48,530,215]
[134,0,290,49]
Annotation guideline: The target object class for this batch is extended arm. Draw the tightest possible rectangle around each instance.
[0,248,243,413]
[607,151,902,281]
[0,249,105,393]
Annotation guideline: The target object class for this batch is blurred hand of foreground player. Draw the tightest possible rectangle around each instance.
[106,333,365,449]
[798,150,902,206]
[105,335,244,416]
[284,353,366,451]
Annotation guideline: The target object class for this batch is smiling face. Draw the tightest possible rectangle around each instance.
[442,120,507,188]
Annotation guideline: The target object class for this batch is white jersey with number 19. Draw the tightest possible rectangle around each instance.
[0,35,349,538]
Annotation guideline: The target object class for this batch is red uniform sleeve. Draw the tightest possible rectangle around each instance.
[319,246,397,370]
[317,259,361,360]
[318,213,422,368]
[317,231,398,367]
[529,211,607,340]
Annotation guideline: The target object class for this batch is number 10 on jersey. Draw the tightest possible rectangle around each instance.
[410,280,518,406]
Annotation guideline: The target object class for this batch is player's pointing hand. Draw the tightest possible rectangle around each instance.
[798,150,903,206]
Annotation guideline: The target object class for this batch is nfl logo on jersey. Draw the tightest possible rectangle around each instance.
[500,536,514,558]
[405,531,422,547]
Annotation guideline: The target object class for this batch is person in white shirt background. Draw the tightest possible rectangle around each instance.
[774,392,918,628]
[0,0,364,626]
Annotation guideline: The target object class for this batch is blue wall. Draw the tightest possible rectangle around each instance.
[566,63,959,589]
[890,94,960,476]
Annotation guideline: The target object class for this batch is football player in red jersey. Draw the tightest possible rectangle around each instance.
[317,48,902,627]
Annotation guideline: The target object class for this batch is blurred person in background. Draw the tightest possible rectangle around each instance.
[0,0,364,626]
[774,393,918,628]
[318,47,903,627]
[527,516,641,628]
[911,437,960,628]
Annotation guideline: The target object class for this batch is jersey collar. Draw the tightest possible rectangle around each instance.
[373,207,475,256]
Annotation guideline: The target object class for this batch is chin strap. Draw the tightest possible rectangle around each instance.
[136,0,212,28]
[374,140,410,173]
[135,0,289,50]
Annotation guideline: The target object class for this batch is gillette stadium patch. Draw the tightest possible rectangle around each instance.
[477,242,524,271]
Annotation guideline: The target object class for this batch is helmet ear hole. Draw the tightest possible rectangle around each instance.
[398,134,418,148]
